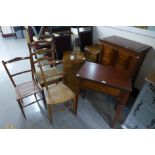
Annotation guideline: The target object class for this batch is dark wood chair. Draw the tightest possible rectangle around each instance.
[2,57,46,118]
[37,54,77,122]
[30,48,63,88]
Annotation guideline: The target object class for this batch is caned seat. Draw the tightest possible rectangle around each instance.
[15,81,42,100]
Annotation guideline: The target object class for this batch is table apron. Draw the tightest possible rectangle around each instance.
[78,79,121,97]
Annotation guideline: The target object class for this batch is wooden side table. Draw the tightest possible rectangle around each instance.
[63,51,86,92]
[75,61,132,128]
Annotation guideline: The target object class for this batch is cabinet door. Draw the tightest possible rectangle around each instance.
[100,45,114,66]
[114,50,138,80]
[114,50,131,70]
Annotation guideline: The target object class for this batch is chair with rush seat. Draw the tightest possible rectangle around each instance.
[30,47,63,88]
[2,57,46,118]
[36,54,77,122]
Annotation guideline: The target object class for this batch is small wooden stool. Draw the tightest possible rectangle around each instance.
[84,44,102,63]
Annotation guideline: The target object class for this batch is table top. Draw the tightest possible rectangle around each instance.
[99,35,151,53]
[76,61,132,91]
[63,51,86,62]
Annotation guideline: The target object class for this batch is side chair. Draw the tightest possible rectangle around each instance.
[37,55,77,122]
[30,48,63,88]
[2,57,46,118]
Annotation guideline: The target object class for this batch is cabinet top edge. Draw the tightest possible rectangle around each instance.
[99,35,151,52]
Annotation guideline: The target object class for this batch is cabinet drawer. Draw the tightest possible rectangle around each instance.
[118,51,130,61]
[101,57,112,66]
[103,45,114,58]
[83,80,120,96]
[115,51,131,69]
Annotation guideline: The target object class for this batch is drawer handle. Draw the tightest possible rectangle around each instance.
[76,74,80,77]
[101,80,107,83]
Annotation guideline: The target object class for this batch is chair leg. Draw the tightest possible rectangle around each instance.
[34,93,38,104]
[47,104,52,123]
[17,100,26,119]
[41,90,47,109]
[73,97,78,115]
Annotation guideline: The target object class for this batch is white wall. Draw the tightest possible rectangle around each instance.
[93,26,155,90]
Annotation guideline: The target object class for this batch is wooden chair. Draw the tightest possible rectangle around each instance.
[2,57,46,119]
[36,55,77,122]
[30,47,63,87]
[27,40,53,60]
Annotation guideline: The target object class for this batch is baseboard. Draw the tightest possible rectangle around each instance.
[2,33,16,38]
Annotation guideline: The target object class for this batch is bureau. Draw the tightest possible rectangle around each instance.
[99,35,151,83]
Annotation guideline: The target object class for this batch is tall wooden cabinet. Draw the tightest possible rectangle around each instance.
[99,36,151,83]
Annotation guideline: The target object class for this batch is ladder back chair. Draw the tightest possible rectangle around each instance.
[37,55,77,122]
[25,26,55,60]
[2,57,46,118]
[30,47,63,87]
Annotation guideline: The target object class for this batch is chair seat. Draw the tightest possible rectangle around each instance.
[45,83,75,105]
[15,81,42,100]
[36,67,63,87]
